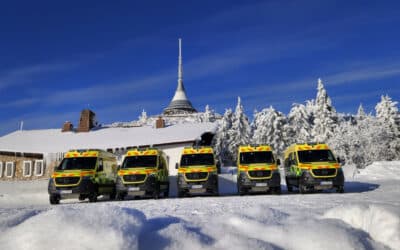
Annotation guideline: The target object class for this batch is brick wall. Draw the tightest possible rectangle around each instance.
[0,154,55,181]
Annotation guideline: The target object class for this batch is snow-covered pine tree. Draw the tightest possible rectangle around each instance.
[212,109,234,164]
[375,95,400,160]
[203,104,216,122]
[227,97,252,162]
[311,78,338,142]
[252,106,287,156]
[285,103,312,145]
[356,104,366,119]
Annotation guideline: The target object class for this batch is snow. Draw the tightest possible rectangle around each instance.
[0,122,217,153]
[0,161,399,250]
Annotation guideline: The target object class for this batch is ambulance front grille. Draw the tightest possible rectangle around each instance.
[248,170,271,178]
[185,172,208,180]
[55,177,80,185]
[312,169,336,177]
[123,174,146,182]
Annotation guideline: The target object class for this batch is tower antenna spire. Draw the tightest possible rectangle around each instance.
[163,38,197,115]
[178,38,183,90]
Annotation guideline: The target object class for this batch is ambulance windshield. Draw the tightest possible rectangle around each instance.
[58,157,97,170]
[180,154,214,167]
[240,151,274,164]
[122,156,157,168]
[297,150,336,163]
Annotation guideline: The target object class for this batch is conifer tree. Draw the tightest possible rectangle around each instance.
[375,95,400,160]
[212,109,233,164]
[227,97,252,162]
[285,103,312,145]
[252,106,287,156]
[311,78,338,142]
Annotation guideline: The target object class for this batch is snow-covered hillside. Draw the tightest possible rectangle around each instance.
[0,162,399,250]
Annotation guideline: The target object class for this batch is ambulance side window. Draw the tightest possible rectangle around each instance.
[98,159,104,172]
[294,153,298,165]
[289,153,296,165]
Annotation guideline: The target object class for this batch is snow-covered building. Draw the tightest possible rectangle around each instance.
[0,118,217,180]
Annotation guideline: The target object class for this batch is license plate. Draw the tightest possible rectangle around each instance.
[59,190,72,194]
[320,181,332,185]
[128,187,140,191]
[192,185,203,189]
[256,183,268,187]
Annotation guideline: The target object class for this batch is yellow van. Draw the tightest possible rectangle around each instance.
[176,146,219,197]
[283,143,344,193]
[48,149,118,204]
[116,148,169,200]
[237,144,281,195]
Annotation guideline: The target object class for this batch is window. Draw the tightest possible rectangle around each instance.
[297,150,336,163]
[180,154,215,167]
[34,160,44,176]
[0,162,3,178]
[239,151,274,164]
[122,156,157,168]
[23,161,32,177]
[58,157,97,170]
[5,162,15,178]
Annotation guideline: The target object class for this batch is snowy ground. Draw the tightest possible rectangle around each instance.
[0,162,399,250]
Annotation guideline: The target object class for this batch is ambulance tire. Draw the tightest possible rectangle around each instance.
[88,192,98,202]
[153,183,160,199]
[49,195,60,205]
[299,184,307,194]
[117,192,126,201]
[163,184,170,198]
[286,178,293,192]
[109,189,117,200]
[237,184,246,196]
[271,186,281,195]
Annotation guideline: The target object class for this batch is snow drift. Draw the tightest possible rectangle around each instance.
[0,206,144,250]
[324,205,400,250]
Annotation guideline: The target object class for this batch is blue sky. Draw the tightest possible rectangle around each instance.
[1,0,399,136]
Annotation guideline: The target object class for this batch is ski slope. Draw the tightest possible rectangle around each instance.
[0,162,399,250]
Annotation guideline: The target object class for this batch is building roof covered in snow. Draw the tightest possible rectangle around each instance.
[0,122,217,154]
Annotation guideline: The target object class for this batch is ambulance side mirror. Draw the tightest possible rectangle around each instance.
[175,163,179,169]
[277,159,281,166]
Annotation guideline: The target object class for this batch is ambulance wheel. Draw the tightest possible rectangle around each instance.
[117,192,126,201]
[299,184,307,194]
[153,183,160,199]
[178,190,185,198]
[163,184,170,198]
[88,192,98,202]
[109,190,117,200]
[237,184,246,196]
[49,195,60,205]
[336,186,344,193]
[286,178,293,192]
[271,186,281,195]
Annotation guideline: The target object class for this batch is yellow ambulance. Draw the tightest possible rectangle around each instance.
[237,144,281,195]
[176,146,219,197]
[116,148,169,200]
[283,143,344,193]
[48,149,118,204]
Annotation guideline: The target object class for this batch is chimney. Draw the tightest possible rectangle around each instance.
[155,117,165,129]
[62,121,74,132]
[77,109,96,132]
